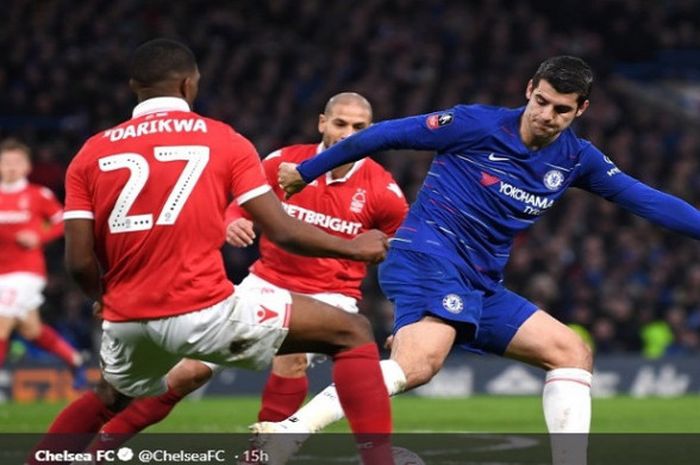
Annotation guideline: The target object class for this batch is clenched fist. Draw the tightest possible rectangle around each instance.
[277,162,307,198]
[348,229,389,264]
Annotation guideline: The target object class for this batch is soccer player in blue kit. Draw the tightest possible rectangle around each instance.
[268,56,700,465]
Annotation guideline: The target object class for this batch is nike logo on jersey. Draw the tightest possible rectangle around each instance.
[256,305,279,324]
[488,153,509,162]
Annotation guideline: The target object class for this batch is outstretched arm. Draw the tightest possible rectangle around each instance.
[296,112,458,183]
[610,182,700,239]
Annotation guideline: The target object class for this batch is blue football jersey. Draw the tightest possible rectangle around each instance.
[298,104,674,290]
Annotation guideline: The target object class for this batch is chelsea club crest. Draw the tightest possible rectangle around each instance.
[543,170,564,191]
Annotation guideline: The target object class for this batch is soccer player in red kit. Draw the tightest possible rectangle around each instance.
[97,93,408,449]
[28,39,393,465]
[0,139,86,388]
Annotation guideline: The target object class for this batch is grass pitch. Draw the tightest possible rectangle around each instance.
[1,395,699,433]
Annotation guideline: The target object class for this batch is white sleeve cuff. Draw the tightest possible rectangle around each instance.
[236,184,271,206]
[63,210,94,220]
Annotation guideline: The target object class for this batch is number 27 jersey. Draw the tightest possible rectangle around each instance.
[64,97,270,322]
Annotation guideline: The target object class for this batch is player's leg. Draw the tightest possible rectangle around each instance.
[17,309,87,389]
[258,354,309,421]
[101,359,215,436]
[17,309,83,366]
[237,274,312,423]
[247,248,466,465]
[27,318,184,465]
[504,309,593,434]
[266,315,453,437]
[473,288,591,465]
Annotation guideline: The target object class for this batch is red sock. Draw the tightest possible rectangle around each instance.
[258,373,308,421]
[102,387,183,434]
[90,386,184,451]
[0,338,7,366]
[333,343,393,465]
[32,325,78,367]
[27,391,116,465]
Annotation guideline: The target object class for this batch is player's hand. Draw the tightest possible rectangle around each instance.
[15,230,40,249]
[348,229,389,263]
[226,218,256,247]
[278,162,307,199]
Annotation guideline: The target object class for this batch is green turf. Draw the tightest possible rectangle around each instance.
[1,395,699,433]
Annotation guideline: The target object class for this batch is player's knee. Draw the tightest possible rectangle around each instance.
[549,333,593,371]
[167,361,212,395]
[341,313,374,347]
[400,354,444,389]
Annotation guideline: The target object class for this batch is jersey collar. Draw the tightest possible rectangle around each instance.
[318,143,365,185]
[132,97,191,119]
[0,178,28,193]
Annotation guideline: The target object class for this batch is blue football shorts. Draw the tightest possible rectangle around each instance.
[378,247,538,355]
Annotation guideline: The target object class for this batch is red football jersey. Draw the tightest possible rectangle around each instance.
[0,179,63,277]
[64,97,270,321]
[227,143,408,298]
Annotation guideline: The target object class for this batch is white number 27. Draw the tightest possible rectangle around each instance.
[98,145,209,233]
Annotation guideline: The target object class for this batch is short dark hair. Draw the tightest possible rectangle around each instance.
[129,38,197,86]
[532,56,593,106]
[0,138,31,159]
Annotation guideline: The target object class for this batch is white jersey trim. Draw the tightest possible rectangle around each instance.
[236,184,272,206]
[63,210,95,220]
[132,97,191,119]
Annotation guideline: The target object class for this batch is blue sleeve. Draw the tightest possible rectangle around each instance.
[573,143,637,197]
[297,106,474,183]
[610,182,700,239]
[575,143,700,238]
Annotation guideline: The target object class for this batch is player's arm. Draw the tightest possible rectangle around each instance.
[241,190,388,263]
[64,219,102,302]
[280,109,465,194]
[62,147,102,301]
[576,146,700,238]
[610,183,700,238]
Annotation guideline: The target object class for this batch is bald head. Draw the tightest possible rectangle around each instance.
[324,92,373,120]
[318,92,373,149]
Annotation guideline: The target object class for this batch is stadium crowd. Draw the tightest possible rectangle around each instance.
[1,0,699,360]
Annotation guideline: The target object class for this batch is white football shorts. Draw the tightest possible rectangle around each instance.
[240,273,359,367]
[101,285,292,397]
[0,272,46,320]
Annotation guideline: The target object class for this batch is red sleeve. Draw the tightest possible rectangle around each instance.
[372,180,409,236]
[228,130,271,205]
[37,186,64,243]
[63,151,95,220]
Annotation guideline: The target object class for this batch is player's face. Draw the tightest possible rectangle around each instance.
[318,102,372,148]
[0,150,31,183]
[523,79,589,141]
